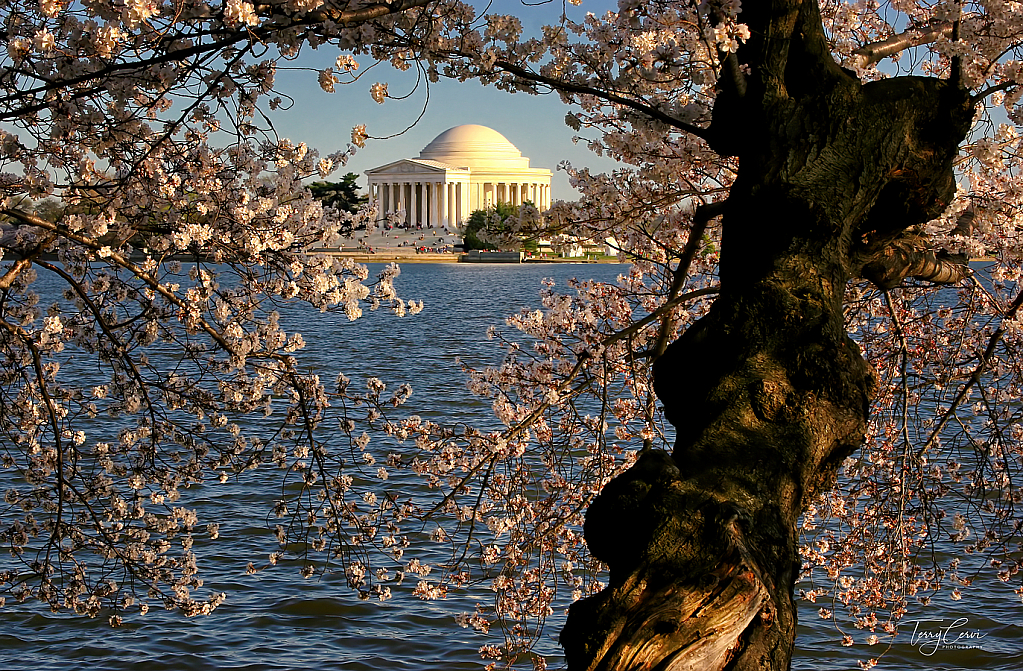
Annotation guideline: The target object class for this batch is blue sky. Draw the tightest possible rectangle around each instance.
[266,0,623,200]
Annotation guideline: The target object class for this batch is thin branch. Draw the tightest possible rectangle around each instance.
[653,200,726,359]
[0,318,68,571]
[882,289,914,590]
[34,259,162,446]
[917,288,1023,458]
[0,33,243,120]
[490,59,711,141]
[0,233,56,289]
[421,278,720,519]
[603,286,720,352]
[423,356,594,519]
[0,0,434,120]
[972,80,1019,105]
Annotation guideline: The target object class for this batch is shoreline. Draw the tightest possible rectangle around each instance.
[327,252,459,263]
[322,251,623,264]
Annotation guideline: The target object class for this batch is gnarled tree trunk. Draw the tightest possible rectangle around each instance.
[560,1,974,669]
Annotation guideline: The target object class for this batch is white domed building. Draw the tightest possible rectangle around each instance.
[365,125,552,230]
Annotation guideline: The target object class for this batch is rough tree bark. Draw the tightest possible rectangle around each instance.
[559,1,975,669]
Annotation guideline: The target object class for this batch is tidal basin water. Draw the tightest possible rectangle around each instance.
[1,262,1020,670]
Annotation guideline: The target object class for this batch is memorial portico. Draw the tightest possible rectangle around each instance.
[366,125,552,231]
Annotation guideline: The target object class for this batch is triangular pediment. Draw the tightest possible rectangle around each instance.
[365,158,466,175]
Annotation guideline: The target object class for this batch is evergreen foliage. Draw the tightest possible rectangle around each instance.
[463,201,530,251]
[308,173,367,214]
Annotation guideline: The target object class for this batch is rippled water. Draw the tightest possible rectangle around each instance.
[2,262,1020,670]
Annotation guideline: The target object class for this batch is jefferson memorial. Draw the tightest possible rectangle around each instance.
[365,125,552,230]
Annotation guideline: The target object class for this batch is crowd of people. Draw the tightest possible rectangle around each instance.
[351,220,461,254]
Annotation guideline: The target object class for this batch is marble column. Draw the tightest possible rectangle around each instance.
[430,182,438,229]
[441,182,449,228]
[453,183,460,226]
[420,183,428,226]
[411,182,419,226]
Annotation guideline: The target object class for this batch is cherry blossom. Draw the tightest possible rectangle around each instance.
[2,0,1023,669]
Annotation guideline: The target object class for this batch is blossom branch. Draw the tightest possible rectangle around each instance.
[0,317,69,567]
[33,259,163,453]
[0,208,234,353]
[426,282,719,518]
[424,356,595,519]
[0,318,166,605]
[881,289,915,596]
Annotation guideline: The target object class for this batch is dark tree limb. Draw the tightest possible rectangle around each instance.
[562,451,772,671]
[857,208,977,289]
[720,53,749,99]
[860,238,971,290]
[851,22,953,69]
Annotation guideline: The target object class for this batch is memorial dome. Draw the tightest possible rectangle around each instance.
[366,124,552,231]
[418,125,531,169]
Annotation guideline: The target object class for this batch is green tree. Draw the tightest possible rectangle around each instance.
[308,173,368,214]
[32,198,64,222]
[463,201,541,251]
[462,201,519,251]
